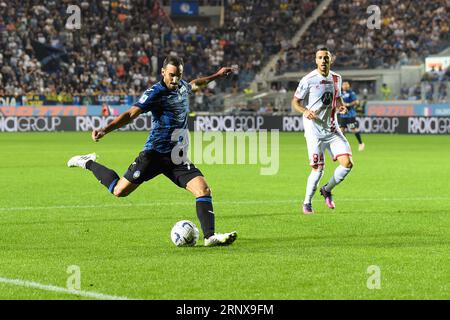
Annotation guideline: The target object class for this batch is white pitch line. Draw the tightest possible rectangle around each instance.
[0,277,134,300]
[0,197,448,212]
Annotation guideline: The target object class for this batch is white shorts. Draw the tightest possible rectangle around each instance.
[305,132,352,167]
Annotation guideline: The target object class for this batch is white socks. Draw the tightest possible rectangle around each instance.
[304,169,324,204]
[324,165,352,192]
[304,165,352,204]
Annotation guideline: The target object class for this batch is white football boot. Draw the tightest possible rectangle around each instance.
[358,143,365,151]
[204,231,238,247]
[67,153,97,169]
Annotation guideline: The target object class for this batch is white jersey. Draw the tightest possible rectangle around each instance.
[294,69,342,138]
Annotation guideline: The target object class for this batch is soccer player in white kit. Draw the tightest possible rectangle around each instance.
[291,48,353,214]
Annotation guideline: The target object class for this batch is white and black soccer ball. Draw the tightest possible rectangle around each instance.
[170,220,199,247]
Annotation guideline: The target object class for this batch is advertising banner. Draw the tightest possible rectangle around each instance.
[366,102,450,117]
[0,106,87,116]
[0,115,449,134]
[171,1,199,16]
[0,96,23,106]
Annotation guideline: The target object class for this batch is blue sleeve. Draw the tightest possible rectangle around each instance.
[183,80,194,96]
[134,87,160,112]
[351,91,358,102]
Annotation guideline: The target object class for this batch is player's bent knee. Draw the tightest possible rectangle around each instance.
[195,186,211,198]
[187,176,211,197]
[311,164,324,172]
[343,159,354,169]
[337,155,353,169]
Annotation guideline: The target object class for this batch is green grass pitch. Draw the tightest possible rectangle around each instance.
[0,131,449,299]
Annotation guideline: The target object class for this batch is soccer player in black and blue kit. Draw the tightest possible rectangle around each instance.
[68,56,237,246]
[337,81,365,151]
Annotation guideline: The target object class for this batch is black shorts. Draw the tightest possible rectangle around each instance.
[123,150,203,188]
[338,116,357,129]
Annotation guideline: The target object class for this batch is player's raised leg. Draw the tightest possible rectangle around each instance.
[67,153,140,197]
[186,176,237,246]
[111,177,140,197]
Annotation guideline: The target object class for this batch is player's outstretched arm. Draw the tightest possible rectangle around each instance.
[92,106,142,142]
[292,96,316,120]
[337,97,347,114]
[347,99,359,108]
[189,66,236,92]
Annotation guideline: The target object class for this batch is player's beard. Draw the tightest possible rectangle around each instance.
[169,81,180,90]
[319,64,329,75]
[167,83,177,90]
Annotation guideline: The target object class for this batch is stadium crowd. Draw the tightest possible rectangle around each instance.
[276,0,449,73]
[0,0,318,99]
[415,65,450,102]
[1,0,449,106]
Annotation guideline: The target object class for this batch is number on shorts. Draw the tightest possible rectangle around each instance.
[312,153,323,164]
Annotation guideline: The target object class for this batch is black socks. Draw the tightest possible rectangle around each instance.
[355,132,363,144]
[86,160,119,193]
[196,196,215,239]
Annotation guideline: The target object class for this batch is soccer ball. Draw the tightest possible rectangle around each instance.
[170,220,200,247]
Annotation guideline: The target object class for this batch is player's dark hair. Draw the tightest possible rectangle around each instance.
[317,47,330,54]
[163,55,184,68]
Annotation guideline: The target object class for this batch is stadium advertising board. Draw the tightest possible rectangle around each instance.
[407,117,450,134]
[425,56,450,72]
[0,116,69,132]
[0,105,133,116]
[1,116,449,134]
[95,95,135,106]
[0,106,87,116]
[0,96,22,106]
[0,116,151,132]
[0,95,137,106]
[22,94,46,106]
[75,116,152,132]
[6,102,450,118]
[366,102,450,117]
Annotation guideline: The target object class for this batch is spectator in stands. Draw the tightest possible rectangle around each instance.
[438,81,448,102]
[400,84,409,100]
[380,83,392,100]
[428,66,439,81]
[436,66,446,81]
[424,82,434,102]
[445,66,450,79]
[257,102,274,114]
[413,83,422,100]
